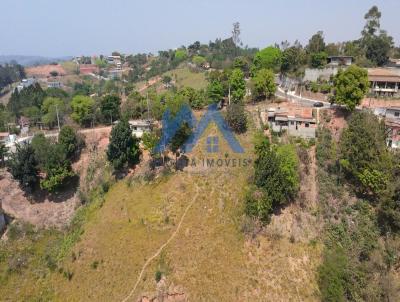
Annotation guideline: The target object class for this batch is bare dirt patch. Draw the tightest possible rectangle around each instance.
[0,170,79,228]
[26,64,67,78]
[0,126,111,229]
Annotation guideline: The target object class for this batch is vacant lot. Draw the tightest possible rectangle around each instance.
[26,64,67,78]
[0,119,322,301]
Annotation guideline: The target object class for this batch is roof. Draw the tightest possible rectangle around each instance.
[387,106,400,111]
[79,64,99,74]
[386,118,400,128]
[328,56,353,59]
[128,120,152,127]
[368,68,400,83]
[269,107,316,122]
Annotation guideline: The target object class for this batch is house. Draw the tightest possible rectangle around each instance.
[107,55,121,66]
[79,64,99,75]
[128,120,152,138]
[385,107,400,119]
[387,58,400,69]
[17,78,36,92]
[264,107,317,139]
[368,68,400,97]
[371,106,400,149]
[47,80,62,88]
[327,56,353,66]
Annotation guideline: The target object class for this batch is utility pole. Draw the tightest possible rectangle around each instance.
[146,92,150,121]
[228,84,231,106]
[56,104,60,131]
[55,104,61,142]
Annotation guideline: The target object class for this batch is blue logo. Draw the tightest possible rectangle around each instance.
[154,103,244,154]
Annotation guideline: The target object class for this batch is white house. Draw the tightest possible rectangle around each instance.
[128,120,152,138]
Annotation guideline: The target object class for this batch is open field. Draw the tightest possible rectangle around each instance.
[164,67,208,90]
[137,66,208,95]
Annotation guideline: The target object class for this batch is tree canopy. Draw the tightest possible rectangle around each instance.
[71,95,95,126]
[107,119,141,170]
[251,68,276,100]
[252,46,282,72]
[229,68,246,103]
[332,65,369,111]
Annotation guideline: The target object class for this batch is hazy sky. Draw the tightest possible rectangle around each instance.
[0,0,399,57]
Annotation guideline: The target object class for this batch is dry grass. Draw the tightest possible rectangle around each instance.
[0,121,322,301]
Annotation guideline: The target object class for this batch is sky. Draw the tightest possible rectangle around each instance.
[0,0,399,57]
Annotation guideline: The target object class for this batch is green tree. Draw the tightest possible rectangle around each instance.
[365,34,393,66]
[41,97,64,128]
[142,131,160,157]
[310,51,328,68]
[252,46,282,72]
[233,56,250,76]
[40,143,74,193]
[71,95,95,126]
[59,125,84,160]
[192,55,206,67]
[207,80,224,103]
[31,133,50,169]
[254,139,299,209]
[332,65,369,110]
[100,94,121,124]
[8,83,46,116]
[162,75,172,87]
[225,103,247,133]
[307,31,326,53]
[361,6,394,66]
[229,68,246,103]
[178,87,205,109]
[362,6,381,37]
[8,143,39,190]
[339,111,392,197]
[169,122,192,155]
[281,45,306,74]
[251,68,276,100]
[107,119,141,170]
[174,49,187,62]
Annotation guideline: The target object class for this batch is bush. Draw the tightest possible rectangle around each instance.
[155,270,162,282]
[318,247,348,302]
[225,103,247,134]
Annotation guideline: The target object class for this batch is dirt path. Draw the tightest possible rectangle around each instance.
[138,76,161,93]
[121,178,200,302]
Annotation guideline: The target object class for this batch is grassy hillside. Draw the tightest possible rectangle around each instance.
[0,118,322,301]
[164,67,208,90]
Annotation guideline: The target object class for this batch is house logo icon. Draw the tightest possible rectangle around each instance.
[154,103,244,154]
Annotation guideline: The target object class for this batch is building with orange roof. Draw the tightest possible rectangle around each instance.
[263,106,317,139]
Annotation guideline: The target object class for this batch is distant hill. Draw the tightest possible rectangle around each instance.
[0,55,72,66]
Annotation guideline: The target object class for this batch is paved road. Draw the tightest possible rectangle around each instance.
[276,87,331,108]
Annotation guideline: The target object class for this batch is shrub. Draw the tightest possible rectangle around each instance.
[226,103,247,134]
